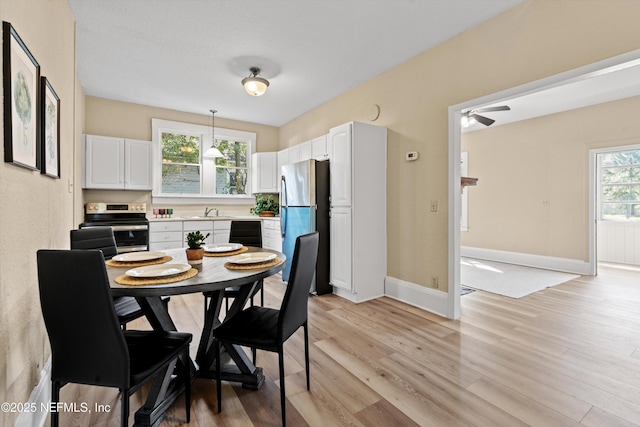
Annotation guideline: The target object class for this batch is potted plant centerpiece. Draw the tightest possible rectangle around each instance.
[185,231,210,265]
[250,194,279,217]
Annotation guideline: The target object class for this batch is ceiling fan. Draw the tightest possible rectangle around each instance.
[461,105,511,127]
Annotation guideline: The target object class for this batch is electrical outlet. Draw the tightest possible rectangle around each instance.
[430,200,438,212]
[431,276,439,289]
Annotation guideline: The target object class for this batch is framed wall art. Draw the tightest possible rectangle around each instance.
[3,21,40,170]
[41,77,60,178]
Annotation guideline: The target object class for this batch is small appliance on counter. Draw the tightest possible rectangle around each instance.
[81,202,149,253]
[280,160,331,295]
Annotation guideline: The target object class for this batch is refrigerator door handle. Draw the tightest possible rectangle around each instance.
[280,175,287,237]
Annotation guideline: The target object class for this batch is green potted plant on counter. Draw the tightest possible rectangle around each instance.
[185,231,210,265]
[251,194,279,217]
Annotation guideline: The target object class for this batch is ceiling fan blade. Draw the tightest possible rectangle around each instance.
[471,114,495,126]
[474,105,510,113]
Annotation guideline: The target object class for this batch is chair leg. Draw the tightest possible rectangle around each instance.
[120,390,129,427]
[183,349,191,422]
[252,347,257,365]
[304,322,310,390]
[51,381,60,427]
[279,347,286,427]
[215,340,222,413]
[203,295,208,320]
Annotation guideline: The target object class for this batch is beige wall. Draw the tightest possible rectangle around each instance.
[279,0,640,292]
[0,0,78,424]
[462,95,640,260]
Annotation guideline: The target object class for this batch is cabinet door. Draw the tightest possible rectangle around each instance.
[288,145,300,164]
[251,152,278,193]
[84,135,124,189]
[330,207,352,291]
[329,123,352,206]
[277,149,288,192]
[125,139,153,190]
[299,140,311,162]
[312,135,329,160]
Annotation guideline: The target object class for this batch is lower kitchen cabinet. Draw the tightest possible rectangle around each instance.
[261,217,282,252]
[213,220,231,244]
[149,221,183,251]
[183,220,213,246]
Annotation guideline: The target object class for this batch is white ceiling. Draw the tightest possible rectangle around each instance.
[68,0,523,127]
[463,56,640,132]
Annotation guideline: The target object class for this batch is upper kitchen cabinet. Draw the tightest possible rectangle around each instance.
[312,134,330,160]
[83,135,153,190]
[277,149,288,192]
[251,152,278,194]
[298,140,311,162]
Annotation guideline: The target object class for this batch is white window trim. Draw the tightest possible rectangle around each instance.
[596,143,640,222]
[151,118,256,204]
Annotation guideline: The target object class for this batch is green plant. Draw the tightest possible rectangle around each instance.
[250,194,279,215]
[186,231,210,249]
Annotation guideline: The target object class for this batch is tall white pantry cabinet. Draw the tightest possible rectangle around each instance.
[329,122,387,302]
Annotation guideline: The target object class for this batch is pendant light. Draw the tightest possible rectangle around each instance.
[204,109,224,158]
[241,67,270,96]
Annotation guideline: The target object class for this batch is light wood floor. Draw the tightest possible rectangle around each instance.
[58,264,640,426]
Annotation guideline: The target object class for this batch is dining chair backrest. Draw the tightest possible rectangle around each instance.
[229,221,262,247]
[278,232,319,341]
[37,249,130,388]
[70,228,118,260]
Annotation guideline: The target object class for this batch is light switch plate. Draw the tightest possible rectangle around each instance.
[406,151,419,161]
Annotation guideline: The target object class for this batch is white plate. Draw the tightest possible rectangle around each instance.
[226,252,277,265]
[112,251,166,262]
[203,243,243,253]
[126,263,191,278]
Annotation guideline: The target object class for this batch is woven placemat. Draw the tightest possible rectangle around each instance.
[114,268,198,286]
[204,246,248,257]
[224,257,282,270]
[106,256,173,268]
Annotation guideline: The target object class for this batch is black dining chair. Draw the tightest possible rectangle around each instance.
[213,231,319,427]
[203,220,264,315]
[70,228,169,329]
[37,249,192,427]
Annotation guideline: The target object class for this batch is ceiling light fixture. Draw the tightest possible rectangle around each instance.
[203,109,224,158]
[241,67,270,96]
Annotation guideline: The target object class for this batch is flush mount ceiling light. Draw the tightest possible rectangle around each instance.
[241,67,270,96]
[203,109,224,158]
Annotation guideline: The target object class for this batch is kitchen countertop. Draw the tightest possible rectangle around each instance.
[148,215,276,222]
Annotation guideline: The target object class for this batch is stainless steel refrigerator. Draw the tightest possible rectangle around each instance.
[280,159,331,295]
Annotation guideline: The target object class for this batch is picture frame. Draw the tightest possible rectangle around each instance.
[3,21,40,170]
[41,77,60,178]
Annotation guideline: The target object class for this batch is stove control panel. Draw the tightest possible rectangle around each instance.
[85,202,147,214]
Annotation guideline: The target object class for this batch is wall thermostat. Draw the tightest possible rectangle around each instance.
[406,151,419,161]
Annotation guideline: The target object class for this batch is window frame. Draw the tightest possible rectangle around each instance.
[152,118,256,204]
[597,145,640,222]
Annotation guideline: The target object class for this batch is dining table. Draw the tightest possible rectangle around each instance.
[106,246,286,427]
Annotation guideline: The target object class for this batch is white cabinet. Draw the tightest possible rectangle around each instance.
[277,149,288,192]
[299,140,312,162]
[213,220,231,243]
[251,152,278,194]
[329,207,352,291]
[183,220,214,246]
[329,122,387,302]
[83,134,152,190]
[288,145,300,165]
[261,218,282,252]
[329,126,352,207]
[149,221,183,251]
[312,135,330,160]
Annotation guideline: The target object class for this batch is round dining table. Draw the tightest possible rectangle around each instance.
[106,247,286,427]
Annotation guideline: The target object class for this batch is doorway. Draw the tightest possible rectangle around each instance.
[447,49,640,320]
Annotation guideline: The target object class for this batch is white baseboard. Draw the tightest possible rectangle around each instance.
[15,357,51,427]
[384,276,449,318]
[461,246,593,275]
